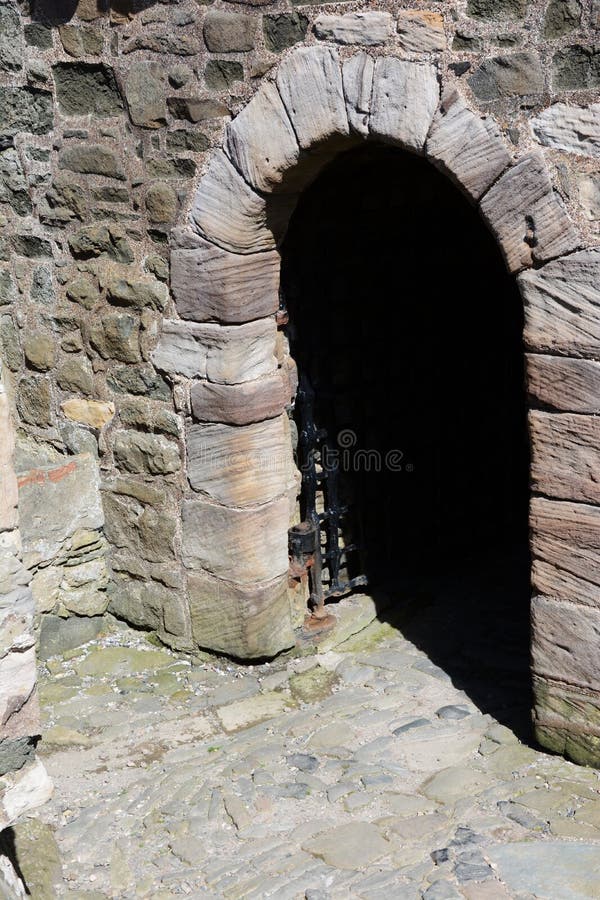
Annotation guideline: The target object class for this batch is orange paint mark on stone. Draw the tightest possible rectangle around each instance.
[18,459,79,489]
[48,461,78,484]
[17,471,46,489]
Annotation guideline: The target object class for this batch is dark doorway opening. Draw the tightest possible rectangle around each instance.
[282,144,532,738]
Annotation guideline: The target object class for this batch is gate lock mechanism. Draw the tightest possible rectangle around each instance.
[288,521,337,631]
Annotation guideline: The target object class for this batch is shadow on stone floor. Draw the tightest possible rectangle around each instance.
[355,547,535,746]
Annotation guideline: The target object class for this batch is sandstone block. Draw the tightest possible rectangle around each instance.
[397,11,446,53]
[203,10,257,52]
[182,496,289,583]
[190,373,287,425]
[531,497,600,606]
[426,89,511,199]
[190,151,278,254]
[17,453,104,569]
[171,232,280,324]
[343,52,374,138]
[186,416,291,506]
[526,354,600,413]
[113,431,180,476]
[188,571,294,659]
[531,103,600,158]
[314,12,393,46]
[532,596,600,689]
[152,318,278,384]
[529,410,600,504]
[518,248,600,357]
[60,399,115,428]
[370,57,439,152]
[276,45,349,150]
[479,153,579,272]
[226,81,300,194]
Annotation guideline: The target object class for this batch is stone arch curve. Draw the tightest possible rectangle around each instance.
[159,43,600,763]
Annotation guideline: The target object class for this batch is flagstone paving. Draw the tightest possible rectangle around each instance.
[25,601,600,899]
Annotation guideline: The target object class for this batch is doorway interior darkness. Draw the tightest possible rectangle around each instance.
[281,144,532,736]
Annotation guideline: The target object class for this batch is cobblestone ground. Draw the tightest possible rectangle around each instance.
[31,593,600,900]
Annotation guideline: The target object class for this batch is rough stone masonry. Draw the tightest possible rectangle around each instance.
[0,0,598,782]
[0,359,52,892]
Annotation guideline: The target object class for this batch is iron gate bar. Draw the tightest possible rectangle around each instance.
[293,371,368,617]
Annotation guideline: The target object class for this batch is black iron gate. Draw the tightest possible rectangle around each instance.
[288,368,368,624]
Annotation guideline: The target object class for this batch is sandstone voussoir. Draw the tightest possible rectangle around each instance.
[480,153,580,272]
[370,57,439,151]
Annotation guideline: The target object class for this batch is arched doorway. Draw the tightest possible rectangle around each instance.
[164,44,600,764]
[281,144,531,727]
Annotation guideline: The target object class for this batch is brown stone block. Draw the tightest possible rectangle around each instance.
[190,373,287,425]
[188,571,294,659]
[171,234,280,324]
[527,354,600,413]
[182,495,289,583]
[518,248,600,357]
[531,497,600,605]
[186,416,292,507]
[480,153,579,272]
[529,410,600,504]
[531,595,600,690]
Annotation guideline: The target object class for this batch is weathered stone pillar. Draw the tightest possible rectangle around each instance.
[0,361,52,879]
[519,250,600,766]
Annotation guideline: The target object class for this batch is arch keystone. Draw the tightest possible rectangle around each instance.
[276,45,349,149]
[370,57,439,151]
[343,52,375,137]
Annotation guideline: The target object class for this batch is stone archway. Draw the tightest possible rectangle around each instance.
[156,45,600,765]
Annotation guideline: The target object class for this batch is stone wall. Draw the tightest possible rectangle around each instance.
[1,0,599,754]
[0,358,52,890]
